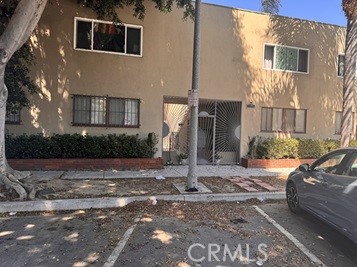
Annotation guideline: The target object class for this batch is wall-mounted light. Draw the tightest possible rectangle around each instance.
[246,101,255,108]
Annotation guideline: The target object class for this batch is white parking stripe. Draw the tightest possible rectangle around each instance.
[103,217,141,267]
[253,206,327,267]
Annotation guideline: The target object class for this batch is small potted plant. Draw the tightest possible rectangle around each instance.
[177,153,188,165]
[215,152,223,164]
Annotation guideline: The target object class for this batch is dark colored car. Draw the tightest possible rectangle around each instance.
[286,148,357,243]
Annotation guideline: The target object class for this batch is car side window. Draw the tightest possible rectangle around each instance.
[345,155,357,177]
[313,152,348,174]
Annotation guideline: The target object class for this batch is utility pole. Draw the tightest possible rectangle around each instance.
[187,0,201,191]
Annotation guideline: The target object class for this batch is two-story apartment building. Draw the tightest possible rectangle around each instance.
[5,0,352,164]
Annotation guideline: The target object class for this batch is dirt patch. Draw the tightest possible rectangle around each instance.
[0,176,285,201]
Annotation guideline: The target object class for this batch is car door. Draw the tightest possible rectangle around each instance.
[332,152,357,239]
[308,153,357,235]
[303,150,351,220]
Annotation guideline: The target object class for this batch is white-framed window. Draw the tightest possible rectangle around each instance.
[73,95,140,127]
[337,54,345,77]
[261,107,307,133]
[335,111,355,135]
[263,44,309,73]
[74,17,143,57]
[6,110,20,124]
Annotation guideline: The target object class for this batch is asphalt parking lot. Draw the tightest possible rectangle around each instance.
[0,201,356,267]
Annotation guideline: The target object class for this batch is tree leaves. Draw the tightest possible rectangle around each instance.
[77,0,194,21]
[261,0,281,15]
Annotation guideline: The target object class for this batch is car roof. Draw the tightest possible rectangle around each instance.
[333,147,357,152]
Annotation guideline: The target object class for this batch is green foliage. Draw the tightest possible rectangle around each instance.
[320,139,340,154]
[261,0,281,15]
[259,137,299,159]
[246,136,346,159]
[349,139,357,147]
[6,133,158,159]
[177,153,188,161]
[77,0,194,22]
[247,136,264,159]
[297,139,325,159]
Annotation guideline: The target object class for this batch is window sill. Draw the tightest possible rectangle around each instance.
[72,123,140,129]
[260,130,306,134]
[74,48,142,58]
[262,68,309,75]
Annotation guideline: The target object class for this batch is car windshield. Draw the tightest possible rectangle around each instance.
[313,153,347,174]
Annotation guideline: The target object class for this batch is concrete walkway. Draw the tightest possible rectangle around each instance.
[30,165,294,180]
[0,165,293,213]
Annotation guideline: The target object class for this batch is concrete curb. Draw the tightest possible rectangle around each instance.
[0,192,285,213]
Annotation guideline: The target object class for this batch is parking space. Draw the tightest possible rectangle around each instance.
[259,203,357,267]
[115,212,314,266]
[0,210,133,267]
[0,201,356,267]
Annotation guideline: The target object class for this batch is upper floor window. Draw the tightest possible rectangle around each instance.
[6,110,20,124]
[335,111,355,135]
[73,95,140,128]
[337,54,357,78]
[74,17,142,56]
[337,55,345,77]
[264,44,309,73]
[261,107,307,133]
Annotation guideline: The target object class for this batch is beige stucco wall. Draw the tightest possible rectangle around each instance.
[6,1,349,159]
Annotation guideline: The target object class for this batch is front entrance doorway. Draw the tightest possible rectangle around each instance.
[162,97,241,165]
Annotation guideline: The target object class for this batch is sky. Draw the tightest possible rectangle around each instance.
[203,0,347,27]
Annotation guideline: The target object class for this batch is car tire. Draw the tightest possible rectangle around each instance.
[286,182,302,214]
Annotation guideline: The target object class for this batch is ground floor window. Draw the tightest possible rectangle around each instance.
[335,111,355,135]
[6,110,20,124]
[261,107,306,133]
[73,95,140,127]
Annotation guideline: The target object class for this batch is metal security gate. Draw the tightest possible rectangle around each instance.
[163,97,241,165]
[197,115,215,164]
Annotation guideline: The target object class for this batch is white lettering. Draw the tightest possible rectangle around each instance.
[208,243,221,262]
[257,243,268,262]
[187,243,205,262]
[222,244,241,262]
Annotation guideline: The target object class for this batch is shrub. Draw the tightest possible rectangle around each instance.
[261,137,299,159]
[247,136,263,159]
[5,133,158,159]
[246,136,350,159]
[321,139,339,154]
[297,139,324,159]
[349,139,357,147]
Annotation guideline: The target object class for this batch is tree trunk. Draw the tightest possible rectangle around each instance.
[341,18,357,147]
[0,0,48,200]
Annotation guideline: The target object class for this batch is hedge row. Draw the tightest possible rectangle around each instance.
[247,136,357,159]
[6,133,158,159]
